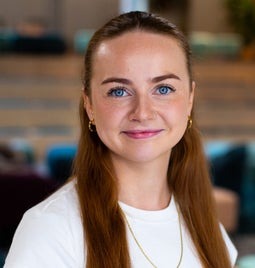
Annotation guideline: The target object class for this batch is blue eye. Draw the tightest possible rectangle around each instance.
[108,87,128,97]
[156,85,174,95]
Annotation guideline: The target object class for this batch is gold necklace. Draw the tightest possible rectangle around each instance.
[122,200,183,268]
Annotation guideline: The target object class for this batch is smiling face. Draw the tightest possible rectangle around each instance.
[84,30,194,165]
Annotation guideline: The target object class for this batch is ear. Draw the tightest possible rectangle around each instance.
[82,91,93,120]
[188,81,195,115]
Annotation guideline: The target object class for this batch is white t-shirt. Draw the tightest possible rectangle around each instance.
[119,201,237,267]
[4,180,237,268]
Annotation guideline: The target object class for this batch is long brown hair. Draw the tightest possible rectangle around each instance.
[73,11,232,268]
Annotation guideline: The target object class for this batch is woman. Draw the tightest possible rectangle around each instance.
[4,11,237,268]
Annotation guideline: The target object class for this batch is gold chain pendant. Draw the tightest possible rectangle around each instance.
[122,199,183,268]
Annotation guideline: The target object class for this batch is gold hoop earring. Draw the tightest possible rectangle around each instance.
[188,116,193,129]
[88,119,95,132]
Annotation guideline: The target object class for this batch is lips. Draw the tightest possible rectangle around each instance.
[121,129,163,139]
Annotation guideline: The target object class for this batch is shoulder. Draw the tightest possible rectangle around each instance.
[220,224,238,267]
[20,179,81,229]
[4,180,84,268]
[28,179,79,216]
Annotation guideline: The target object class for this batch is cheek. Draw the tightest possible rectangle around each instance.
[180,92,193,115]
[93,100,123,128]
[166,99,190,121]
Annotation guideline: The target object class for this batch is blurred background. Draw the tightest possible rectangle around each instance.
[0,0,255,267]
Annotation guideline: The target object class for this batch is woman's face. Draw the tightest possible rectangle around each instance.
[84,31,194,164]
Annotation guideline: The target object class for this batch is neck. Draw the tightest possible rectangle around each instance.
[113,156,171,210]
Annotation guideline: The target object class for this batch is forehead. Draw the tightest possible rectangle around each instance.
[91,30,188,77]
[95,30,184,57]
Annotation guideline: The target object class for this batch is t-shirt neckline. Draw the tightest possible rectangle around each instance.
[118,196,177,222]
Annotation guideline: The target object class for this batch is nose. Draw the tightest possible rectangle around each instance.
[128,95,156,122]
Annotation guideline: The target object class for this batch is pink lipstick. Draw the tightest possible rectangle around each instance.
[122,129,163,139]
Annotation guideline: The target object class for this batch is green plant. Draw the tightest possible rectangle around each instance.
[226,0,255,45]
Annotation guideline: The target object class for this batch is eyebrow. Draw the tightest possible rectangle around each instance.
[101,73,180,85]
[101,77,132,85]
[151,74,181,83]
